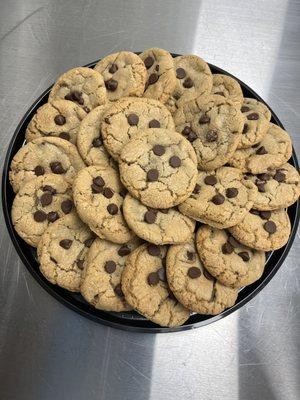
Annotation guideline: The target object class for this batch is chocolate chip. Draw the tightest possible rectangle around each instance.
[157,267,166,282]
[204,175,217,186]
[222,242,234,254]
[92,137,102,147]
[256,182,266,193]
[103,187,114,199]
[54,115,66,125]
[59,132,70,141]
[206,130,218,142]
[105,79,118,91]
[238,252,250,262]
[199,115,210,124]
[61,199,73,214]
[193,184,200,194]
[71,91,82,102]
[59,239,72,249]
[247,113,259,120]
[148,73,159,85]
[228,236,240,247]
[33,210,47,222]
[169,156,181,168]
[104,117,110,124]
[91,183,103,194]
[127,113,139,126]
[118,245,131,257]
[215,91,225,96]
[147,244,160,257]
[153,144,165,156]
[114,284,124,297]
[263,220,277,234]
[144,56,154,69]
[226,187,238,198]
[119,188,128,198]
[83,106,90,113]
[187,131,197,142]
[173,93,181,100]
[187,267,201,279]
[77,260,84,270]
[93,176,105,187]
[211,193,225,205]
[64,93,73,100]
[256,146,268,155]
[47,211,59,222]
[176,68,186,79]
[50,161,65,174]
[241,106,250,113]
[147,272,159,285]
[109,63,118,74]
[104,260,116,274]
[183,77,193,88]
[182,126,192,136]
[34,165,45,176]
[242,124,249,134]
[107,203,118,215]
[149,119,160,128]
[274,171,286,182]
[84,238,94,247]
[147,169,159,182]
[250,209,260,216]
[155,65,159,72]
[144,210,157,224]
[40,192,53,207]
[260,210,271,220]
[187,251,195,261]
[258,173,271,181]
[203,268,214,281]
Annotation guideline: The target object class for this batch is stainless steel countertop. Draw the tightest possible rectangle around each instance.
[0,1,299,399]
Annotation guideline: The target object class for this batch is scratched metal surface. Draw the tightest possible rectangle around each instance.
[0,1,299,399]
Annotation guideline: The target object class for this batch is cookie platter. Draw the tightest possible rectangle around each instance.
[2,52,300,333]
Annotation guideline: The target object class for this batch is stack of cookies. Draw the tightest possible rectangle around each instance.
[9,48,300,327]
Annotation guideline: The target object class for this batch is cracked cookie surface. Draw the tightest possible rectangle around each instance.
[101,97,175,160]
[245,163,300,210]
[196,225,265,288]
[139,48,176,103]
[123,193,195,245]
[166,240,238,314]
[229,123,292,173]
[229,209,291,251]
[119,128,198,208]
[174,94,244,170]
[25,100,86,144]
[37,213,94,291]
[166,55,213,115]
[73,165,134,244]
[81,236,142,312]
[76,104,116,168]
[12,174,75,247]
[9,137,85,193]
[49,67,107,111]
[211,74,243,106]
[94,51,147,101]
[122,243,190,327]
[237,98,271,149]
[178,167,258,229]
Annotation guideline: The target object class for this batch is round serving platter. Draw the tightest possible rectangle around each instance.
[2,55,299,333]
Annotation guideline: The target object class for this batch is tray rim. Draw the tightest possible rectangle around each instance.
[2,56,299,333]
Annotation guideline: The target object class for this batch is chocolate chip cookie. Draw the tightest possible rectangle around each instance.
[229,209,291,251]
[237,98,271,149]
[123,193,196,245]
[139,48,176,103]
[9,137,85,193]
[49,67,107,112]
[166,55,213,115]
[73,165,134,244]
[12,174,74,247]
[37,214,94,291]
[81,236,142,312]
[178,167,258,229]
[244,163,300,210]
[211,74,243,105]
[229,123,293,173]
[122,243,190,327]
[119,128,198,208]
[196,225,265,288]
[101,97,175,160]
[25,100,87,144]
[76,104,116,168]
[174,94,244,170]
[94,51,147,101]
[166,240,238,314]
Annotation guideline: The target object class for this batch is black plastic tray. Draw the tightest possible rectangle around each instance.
[2,56,300,333]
